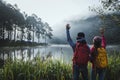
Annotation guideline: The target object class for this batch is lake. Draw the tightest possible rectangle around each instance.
[0,44,120,63]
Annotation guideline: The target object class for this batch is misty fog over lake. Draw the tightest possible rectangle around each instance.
[1,0,120,62]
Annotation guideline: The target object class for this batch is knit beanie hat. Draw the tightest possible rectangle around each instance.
[93,36,102,43]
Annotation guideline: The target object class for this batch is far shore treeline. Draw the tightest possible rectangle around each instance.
[0,0,53,46]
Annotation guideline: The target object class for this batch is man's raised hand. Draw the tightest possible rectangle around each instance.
[66,24,70,30]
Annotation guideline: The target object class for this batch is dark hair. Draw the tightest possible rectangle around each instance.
[77,32,85,38]
[93,36,102,48]
[76,32,86,44]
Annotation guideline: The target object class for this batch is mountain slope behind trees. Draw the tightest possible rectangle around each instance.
[50,14,120,44]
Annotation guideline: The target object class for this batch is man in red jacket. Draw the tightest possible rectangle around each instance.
[66,24,90,80]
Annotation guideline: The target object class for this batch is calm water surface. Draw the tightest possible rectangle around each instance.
[0,44,120,63]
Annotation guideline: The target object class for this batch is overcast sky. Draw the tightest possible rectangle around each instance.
[4,0,99,27]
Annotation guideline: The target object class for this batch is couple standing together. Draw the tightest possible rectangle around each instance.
[66,24,108,80]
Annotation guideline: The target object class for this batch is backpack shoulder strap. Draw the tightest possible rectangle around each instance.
[75,42,80,52]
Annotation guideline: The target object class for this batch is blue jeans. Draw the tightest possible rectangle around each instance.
[90,68,106,80]
[73,64,88,80]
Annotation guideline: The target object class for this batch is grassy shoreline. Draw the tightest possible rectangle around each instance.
[0,51,120,80]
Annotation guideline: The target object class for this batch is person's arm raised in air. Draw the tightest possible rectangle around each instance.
[66,24,75,51]
[100,28,106,48]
